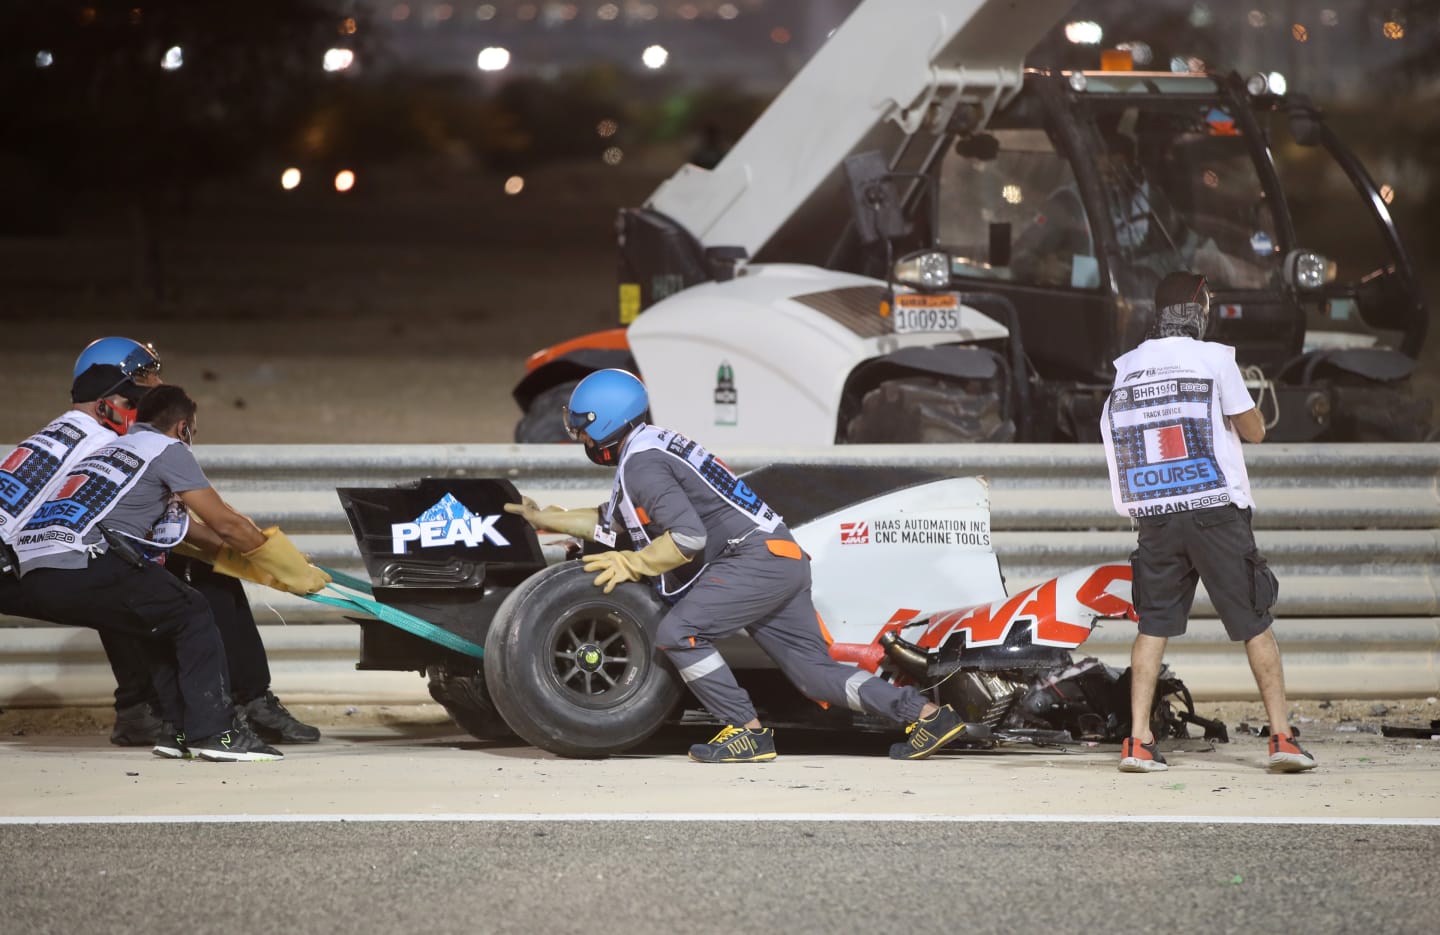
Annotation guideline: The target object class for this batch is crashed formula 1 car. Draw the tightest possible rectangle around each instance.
[338,467,1224,756]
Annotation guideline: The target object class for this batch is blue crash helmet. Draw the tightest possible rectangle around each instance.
[74,337,162,382]
[564,369,650,466]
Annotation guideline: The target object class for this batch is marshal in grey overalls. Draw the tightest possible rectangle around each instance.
[607,426,928,727]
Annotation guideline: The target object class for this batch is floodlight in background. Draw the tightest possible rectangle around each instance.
[324,48,355,72]
[477,47,511,71]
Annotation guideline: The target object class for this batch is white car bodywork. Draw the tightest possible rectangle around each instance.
[630,265,1010,445]
[720,475,1134,670]
[797,475,1003,636]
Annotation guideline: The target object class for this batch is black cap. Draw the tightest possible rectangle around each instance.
[1155,271,1209,311]
[72,363,145,405]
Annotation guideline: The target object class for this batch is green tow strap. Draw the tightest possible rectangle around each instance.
[322,566,376,596]
[300,564,485,659]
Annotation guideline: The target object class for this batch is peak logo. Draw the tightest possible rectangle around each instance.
[839,521,869,545]
[391,493,510,553]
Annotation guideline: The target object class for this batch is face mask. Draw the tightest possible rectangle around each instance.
[179,422,194,447]
[96,398,137,435]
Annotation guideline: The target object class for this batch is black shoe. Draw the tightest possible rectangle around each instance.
[889,704,970,760]
[688,726,777,763]
[111,701,163,746]
[152,722,193,760]
[189,723,283,762]
[237,691,320,744]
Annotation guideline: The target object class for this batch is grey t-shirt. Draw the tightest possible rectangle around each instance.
[22,423,210,572]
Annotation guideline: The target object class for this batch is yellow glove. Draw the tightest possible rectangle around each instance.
[170,538,282,589]
[210,546,284,590]
[582,532,691,594]
[170,535,283,587]
[243,527,332,595]
[504,497,598,541]
[170,539,211,562]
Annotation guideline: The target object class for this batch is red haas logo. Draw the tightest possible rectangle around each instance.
[839,521,869,545]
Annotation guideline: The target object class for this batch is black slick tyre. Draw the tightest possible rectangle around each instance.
[426,664,515,741]
[483,561,681,757]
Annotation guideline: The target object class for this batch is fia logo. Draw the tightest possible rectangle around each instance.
[839,521,869,545]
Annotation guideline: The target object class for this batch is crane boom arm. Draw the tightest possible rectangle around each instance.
[647,0,1075,257]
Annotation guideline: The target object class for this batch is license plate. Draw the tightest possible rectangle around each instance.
[892,293,961,334]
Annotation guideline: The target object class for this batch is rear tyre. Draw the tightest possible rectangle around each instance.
[483,561,681,757]
[426,664,515,741]
[845,376,1015,443]
[514,381,580,443]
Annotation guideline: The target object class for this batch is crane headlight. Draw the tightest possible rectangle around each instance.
[1284,249,1336,290]
[893,251,952,291]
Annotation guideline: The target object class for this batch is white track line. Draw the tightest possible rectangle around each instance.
[2,813,1438,826]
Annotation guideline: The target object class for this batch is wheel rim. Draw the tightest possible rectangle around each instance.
[542,602,648,710]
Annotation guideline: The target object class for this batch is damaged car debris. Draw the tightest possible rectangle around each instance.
[874,627,1228,748]
[1380,720,1440,740]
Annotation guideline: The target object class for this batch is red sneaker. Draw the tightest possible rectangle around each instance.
[1118,736,1169,773]
[1268,733,1317,772]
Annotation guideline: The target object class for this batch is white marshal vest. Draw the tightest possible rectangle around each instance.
[605,425,782,598]
[0,411,115,542]
[13,430,189,565]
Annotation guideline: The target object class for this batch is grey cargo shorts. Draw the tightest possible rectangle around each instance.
[1131,505,1278,641]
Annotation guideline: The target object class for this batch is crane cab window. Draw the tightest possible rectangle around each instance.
[938,128,1098,290]
[1087,101,1281,292]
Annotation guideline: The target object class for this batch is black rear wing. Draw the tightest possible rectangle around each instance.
[336,478,547,592]
[336,478,549,665]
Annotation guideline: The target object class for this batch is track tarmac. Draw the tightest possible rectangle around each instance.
[2,724,1437,934]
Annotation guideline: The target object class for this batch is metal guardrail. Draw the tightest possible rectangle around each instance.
[197,442,1439,616]
[193,440,1440,527]
[2,443,1437,703]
